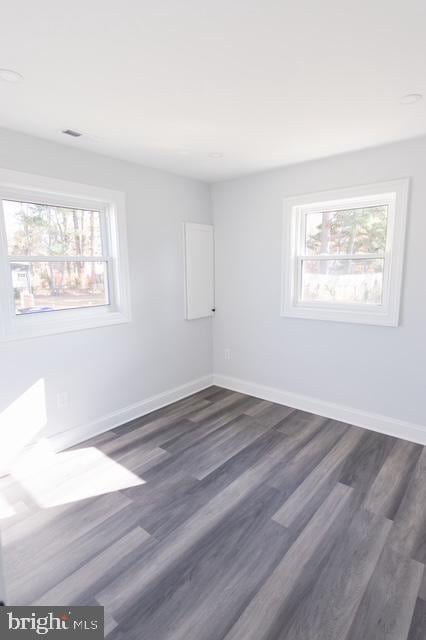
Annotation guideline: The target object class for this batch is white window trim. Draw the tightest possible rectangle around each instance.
[281,179,409,326]
[0,168,132,341]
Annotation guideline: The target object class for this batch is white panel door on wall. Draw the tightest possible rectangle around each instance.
[184,222,215,320]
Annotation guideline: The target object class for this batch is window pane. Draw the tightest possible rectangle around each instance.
[305,206,388,255]
[3,200,103,257]
[301,258,384,304]
[11,261,109,314]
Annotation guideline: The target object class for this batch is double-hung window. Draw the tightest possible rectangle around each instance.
[281,179,409,326]
[0,169,131,340]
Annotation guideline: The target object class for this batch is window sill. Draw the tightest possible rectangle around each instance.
[281,303,399,327]
[0,308,131,341]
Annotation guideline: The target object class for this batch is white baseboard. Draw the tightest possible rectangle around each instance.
[10,370,425,469]
[50,375,214,452]
[213,374,426,445]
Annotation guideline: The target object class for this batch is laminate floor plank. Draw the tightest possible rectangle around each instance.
[188,415,273,480]
[274,508,392,640]
[4,491,132,567]
[345,545,423,640]
[6,499,151,605]
[407,598,426,640]
[35,527,151,606]
[243,399,273,417]
[160,411,237,454]
[241,401,294,427]
[138,413,269,487]
[162,397,266,455]
[339,429,398,495]
[187,392,247,422]
[100,400,211,454]
[123,472,208,540]
[122,431,288,542]
[102,418,198,454]
[229,486,361,640]
[363,439,423,520]
[268,419,348,493]
[96,436,296,617]
[418,571,426,601]
[110,444,170,475]
[114,485,292,640]
[202,388,239,403]
[107,392,214,437]
[163,521,291,640]
[274,410,328,436]
[2,387,425,640]
[223,483,354,640]
[387,447,426,563]
[272,426,364,528]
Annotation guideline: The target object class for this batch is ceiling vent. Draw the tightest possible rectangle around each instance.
[62,129,82,137]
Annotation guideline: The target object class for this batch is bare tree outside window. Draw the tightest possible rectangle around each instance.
[3,200,109,314]
[301,206,388,304]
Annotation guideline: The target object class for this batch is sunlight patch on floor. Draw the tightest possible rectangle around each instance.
[10,441,145,508]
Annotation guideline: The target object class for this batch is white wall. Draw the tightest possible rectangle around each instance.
[0,128,212,450]
[212,136,426,430]
[2,128,425,451]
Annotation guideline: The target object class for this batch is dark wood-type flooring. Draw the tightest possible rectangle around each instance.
[2,386,426,639]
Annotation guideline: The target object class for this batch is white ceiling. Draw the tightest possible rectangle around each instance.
[1,0,425,182]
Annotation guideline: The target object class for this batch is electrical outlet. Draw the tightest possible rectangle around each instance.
[56,391,69,409]
[224,348,231,361]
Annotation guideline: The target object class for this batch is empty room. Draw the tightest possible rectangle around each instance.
[0,1,426,638]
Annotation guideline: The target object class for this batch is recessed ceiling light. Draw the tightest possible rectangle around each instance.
[208,152,224,159]
[400,93,423,105]
[0,68,23,83]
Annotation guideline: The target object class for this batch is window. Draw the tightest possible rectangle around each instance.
[0,169,131,340]
[281,179,409,326]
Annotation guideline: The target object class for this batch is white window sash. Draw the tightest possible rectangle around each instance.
[0,169,131,340]
[281,179,409,326]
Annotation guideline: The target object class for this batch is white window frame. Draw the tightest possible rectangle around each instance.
[0,168,131,340]
[281,179,409,326]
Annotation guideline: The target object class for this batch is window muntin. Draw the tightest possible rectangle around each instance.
[2,199,111,316]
